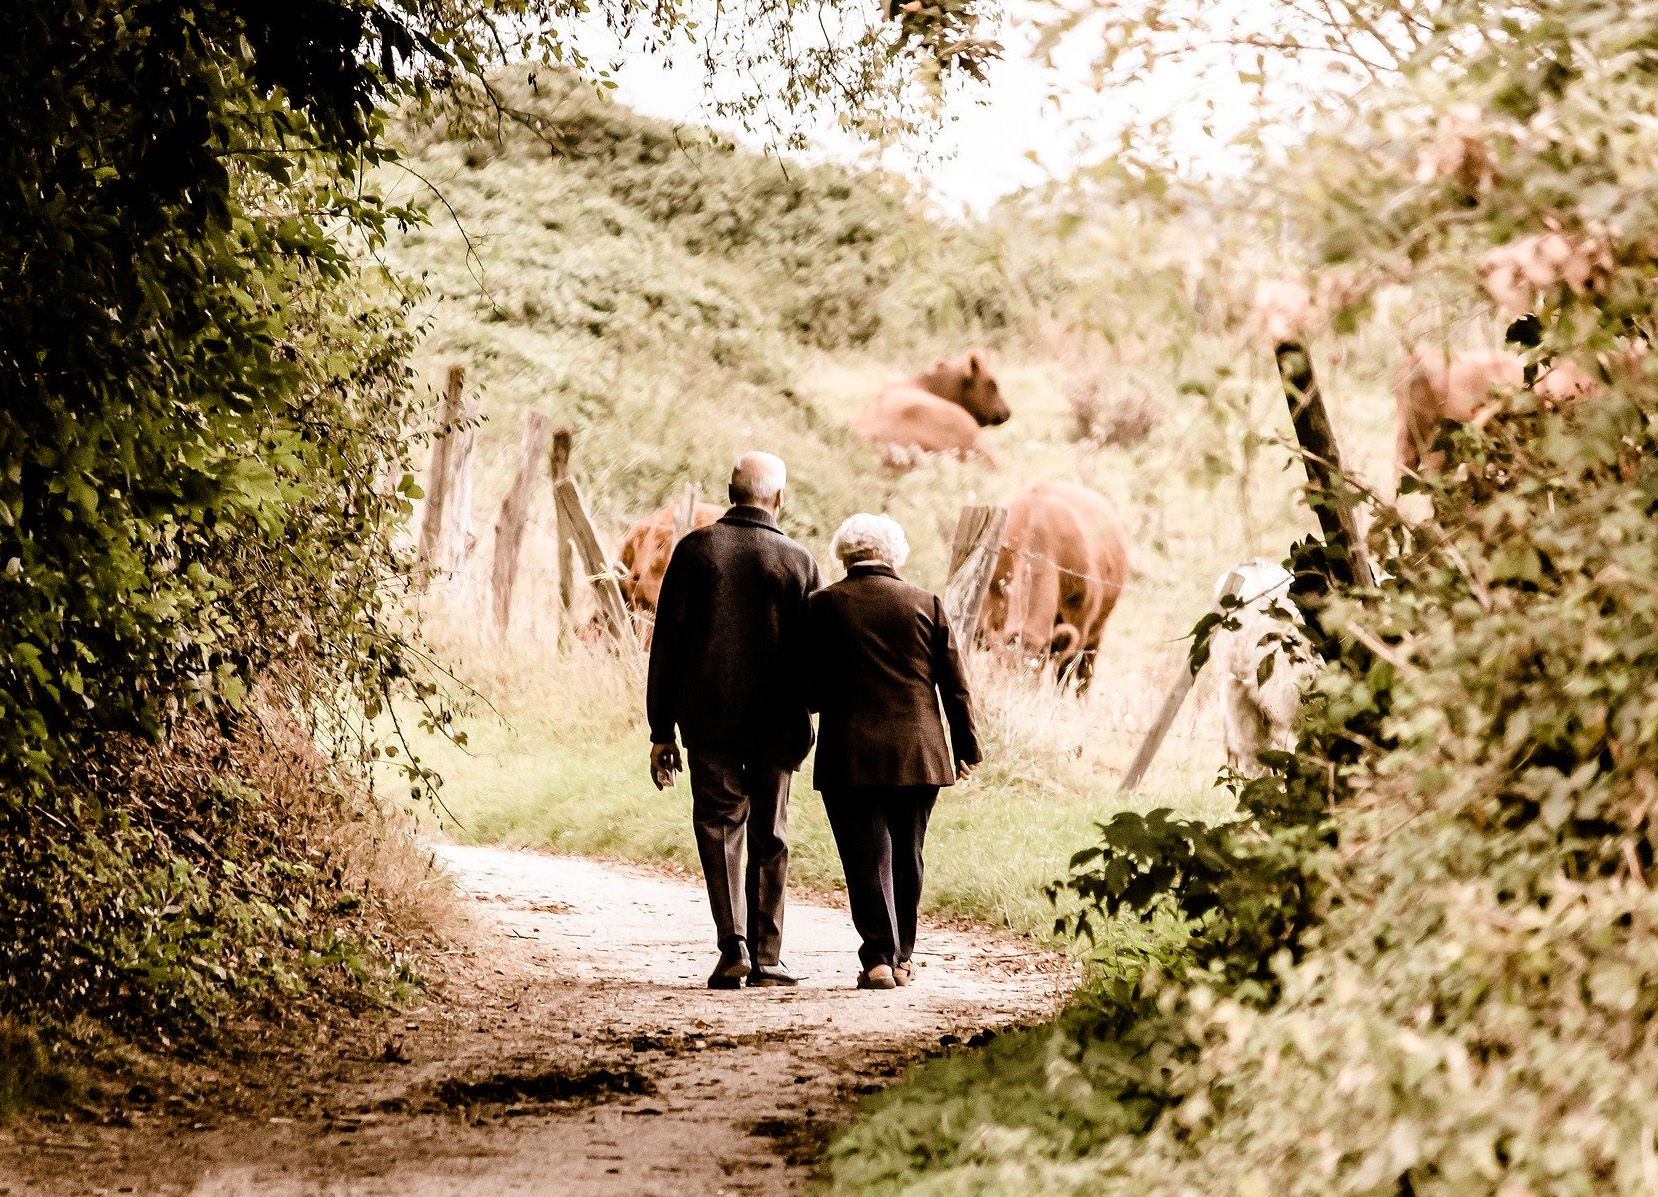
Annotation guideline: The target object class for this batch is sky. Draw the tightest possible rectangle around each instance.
[564,3,1110,215]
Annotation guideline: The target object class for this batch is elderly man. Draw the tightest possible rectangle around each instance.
[646,452,822,989]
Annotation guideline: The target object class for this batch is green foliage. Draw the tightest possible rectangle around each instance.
[829,5,1658,1193]
[0,1020,81,1118]
[403,74,1046,351]
[0,0,438,1037]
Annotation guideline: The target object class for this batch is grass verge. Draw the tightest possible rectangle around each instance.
[402,634,1232,939]
[0,1020,82,1118]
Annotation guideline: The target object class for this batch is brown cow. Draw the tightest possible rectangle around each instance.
[851,351,1011,463]
[1395,347,1607,478]
[613,501,723,642]
[978,481,1130,691]
[1394,347,1523,478]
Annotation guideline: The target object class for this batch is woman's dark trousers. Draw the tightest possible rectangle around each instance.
[822,785,939,970]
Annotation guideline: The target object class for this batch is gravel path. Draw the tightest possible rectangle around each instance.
[2,844,1069,1196]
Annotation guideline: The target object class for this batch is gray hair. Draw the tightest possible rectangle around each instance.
[832,513,910,569]
[730,451,787,504]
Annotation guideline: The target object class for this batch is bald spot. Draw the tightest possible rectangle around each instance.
[730,452,787,506]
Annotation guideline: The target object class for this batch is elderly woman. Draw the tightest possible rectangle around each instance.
[805,514,982,990]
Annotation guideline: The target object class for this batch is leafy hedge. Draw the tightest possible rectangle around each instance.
[828,3,1658,1193]
[0,0,435,1035]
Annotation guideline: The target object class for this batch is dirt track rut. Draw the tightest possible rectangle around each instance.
[2,844,1067,1196]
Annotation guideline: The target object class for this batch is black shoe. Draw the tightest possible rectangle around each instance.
[747,962,798,987]
[708,950,752,990]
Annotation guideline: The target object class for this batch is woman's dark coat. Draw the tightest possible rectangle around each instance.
[805,562,981,791]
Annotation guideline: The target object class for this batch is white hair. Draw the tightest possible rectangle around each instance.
[832,513,910,569]
[730,451,787,504]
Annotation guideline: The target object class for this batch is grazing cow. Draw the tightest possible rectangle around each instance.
[1395,347,1608,478]
[614,501,723,642]
[979,481,1129,691]
[851,351,1011,463]
[1394,347,1524,478]
[1208,561,1309,778]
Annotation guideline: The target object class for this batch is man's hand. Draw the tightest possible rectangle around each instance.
[955,760,976,783]
[650,742,683,790]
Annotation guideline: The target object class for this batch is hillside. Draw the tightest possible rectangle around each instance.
[386,73,1396,617]
[386,75,1038,562]
[378,74,1403,930]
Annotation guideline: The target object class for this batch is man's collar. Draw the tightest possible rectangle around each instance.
[721,504,781,532]
[847,561,898,580]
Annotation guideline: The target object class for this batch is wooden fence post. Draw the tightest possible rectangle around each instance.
[548,426,575,620]
[490,411,550,637]
[1117,568,1246,794]
[416,364,478,593]
[552,477,633,646]
[1274,341,1375,589]
[943,505,1008,647]
[672,482,700,545]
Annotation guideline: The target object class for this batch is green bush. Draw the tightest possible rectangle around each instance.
[0,1,435,1038]
[402,74,1049,353]
[827,5,1658,1192]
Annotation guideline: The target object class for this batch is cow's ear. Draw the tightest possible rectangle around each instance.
[967,351,985,377]
[932,359,951,374]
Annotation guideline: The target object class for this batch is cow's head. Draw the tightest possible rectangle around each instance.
[612,559,645,611]
[977,566,1048,666]
[937,352,1010,427]
[978,556,1080,675]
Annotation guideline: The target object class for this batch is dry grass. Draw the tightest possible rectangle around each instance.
[1064,374,1159,449]
[238,691,466,951]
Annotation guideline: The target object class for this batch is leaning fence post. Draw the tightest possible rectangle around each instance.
[491,411,550,637]
[671,482,700,545]
[548,426,576,623]
[552,477,633,646]
[416,363,478,594]
[943,505,1008,648]
[1274,341,1375,589]
[1117,568,1246,794]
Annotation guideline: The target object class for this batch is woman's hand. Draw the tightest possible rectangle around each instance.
[955,760,976,782]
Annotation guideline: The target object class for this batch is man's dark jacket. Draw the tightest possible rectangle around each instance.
[804,562,981,791]
[647,505,822,770]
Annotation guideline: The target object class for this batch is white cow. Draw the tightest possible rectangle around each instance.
[1210,560,1310,777]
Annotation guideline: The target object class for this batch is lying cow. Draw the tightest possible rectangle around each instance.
[1395,346,1603,478]
[979,480,1129,691]
[1208,560,1310,778]
[614,500,723,643]
[851,351,1011,464]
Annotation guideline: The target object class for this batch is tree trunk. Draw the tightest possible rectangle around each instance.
[548,426,575,625]
[491,411,550,637]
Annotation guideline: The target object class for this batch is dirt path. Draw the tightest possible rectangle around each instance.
[2,844,1069,1196]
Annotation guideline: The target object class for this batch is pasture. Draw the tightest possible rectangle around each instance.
[382,77,1412,938]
